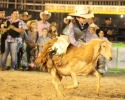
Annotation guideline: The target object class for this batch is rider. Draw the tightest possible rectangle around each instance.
[51,6,94,55]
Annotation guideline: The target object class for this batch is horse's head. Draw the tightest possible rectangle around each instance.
[94,40,112,61]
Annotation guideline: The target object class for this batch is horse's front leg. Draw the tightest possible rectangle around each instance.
[50,67,64,97]
[64,71,78,89]
[92,70,102,95]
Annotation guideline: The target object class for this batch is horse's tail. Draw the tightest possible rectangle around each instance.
[35,38,57,67]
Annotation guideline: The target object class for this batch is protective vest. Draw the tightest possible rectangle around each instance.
[74,27,85,40]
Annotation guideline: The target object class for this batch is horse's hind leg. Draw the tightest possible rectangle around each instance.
[92,70,102,95]
[64,71,78,89]
[50,67,64,97]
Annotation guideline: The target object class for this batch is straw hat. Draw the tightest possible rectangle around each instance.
[39,10,51,19]
[89,23,99,31]
[68,6,94,18]
[63,16,73,24]
[26,20,37,29]
[19,12,32,20]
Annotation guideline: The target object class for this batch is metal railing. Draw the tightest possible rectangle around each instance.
[0,0,125,12]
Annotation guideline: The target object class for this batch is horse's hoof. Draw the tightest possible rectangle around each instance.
[96,90,99,96]
[63,84,68,89]
[63,84,78,89]
[57,93,65,97]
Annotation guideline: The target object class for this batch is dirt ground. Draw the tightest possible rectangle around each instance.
[0,70,125,100]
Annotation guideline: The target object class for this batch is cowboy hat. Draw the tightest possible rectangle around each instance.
[26,20,37,29]
[89,23,99,31]
[39,10,51,19]
[63,16,73,24]
[68,6,94,18]
[88,17,98,23]
[19,12,32,20]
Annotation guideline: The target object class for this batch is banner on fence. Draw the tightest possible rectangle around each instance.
[45,3,125,15]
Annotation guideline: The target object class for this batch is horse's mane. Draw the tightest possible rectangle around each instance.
[35,38,57,66]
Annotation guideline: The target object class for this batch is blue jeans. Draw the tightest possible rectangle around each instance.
[1,42,20,69]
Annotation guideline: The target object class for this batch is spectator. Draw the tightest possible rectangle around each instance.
[88,23,99,41]
[25,20,39,70]
[15,11,32,70]
[1,9,25,71]
[0,10,7,54]
[96,29,108,40]
[88,17,99,35]
[62,16,73,35]
[116,17,125,41]
[100,18,115,37]
[117,17,125,28]
[100,18,116,41]
[48,22,58,39]
[37,28,50,56]
[0,9,7,70]
[37,11,51,37]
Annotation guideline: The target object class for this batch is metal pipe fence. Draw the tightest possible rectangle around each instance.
[0,0,125,11]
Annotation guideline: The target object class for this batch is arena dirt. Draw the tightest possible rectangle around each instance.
[0,71,125,100]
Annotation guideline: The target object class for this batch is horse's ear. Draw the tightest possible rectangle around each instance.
[94,41,103,54]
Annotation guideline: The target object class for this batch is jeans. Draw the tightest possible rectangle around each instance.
[1,42,20,69]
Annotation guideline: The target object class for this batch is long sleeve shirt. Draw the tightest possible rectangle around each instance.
[68,22,81,47]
